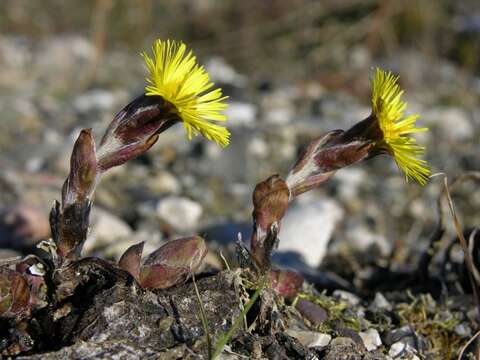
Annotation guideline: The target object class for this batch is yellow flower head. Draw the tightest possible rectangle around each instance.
[371,68,430,185]
[142,39,230,147]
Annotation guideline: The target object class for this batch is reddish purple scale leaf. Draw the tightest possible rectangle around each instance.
[270,269,304,300]
[97,95,178,171]
[62,129,97,208]
[118,241,145,281]
[139,236,207,289]
[286,130,373,198]
[0,268,31,317]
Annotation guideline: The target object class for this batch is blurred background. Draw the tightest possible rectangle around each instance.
[0,0,479,285]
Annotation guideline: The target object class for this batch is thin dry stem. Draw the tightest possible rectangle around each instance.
[458,329,480,360]
[443,177,480,311]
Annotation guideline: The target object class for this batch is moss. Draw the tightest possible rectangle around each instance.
[396,293,463,359]
[297,291,361,334]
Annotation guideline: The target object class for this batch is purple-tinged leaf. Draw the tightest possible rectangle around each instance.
[250,175,290,271]
[286,130,373,198]
[51,129,96,262]
[62,129,97,208]
[270,269,304,300]
[252,175,290,232]
[118,242,145,281]
[0,268,30,318]
[138,264,188,290]
[0,269,13,315]
[10,272,30,315]
[97,95,178,171]
[139,236,207,289]
[15,256,48,310]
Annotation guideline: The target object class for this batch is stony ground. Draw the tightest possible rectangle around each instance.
[0,31,479,359]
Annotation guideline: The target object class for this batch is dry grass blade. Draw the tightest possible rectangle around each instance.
[458,329,480,360]
[443,177,480,307]
[469,229,480,285]
[444,177,480,359]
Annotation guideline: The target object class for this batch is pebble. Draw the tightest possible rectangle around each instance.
[277,193,344,267]
[454,323,471,338]
[146,171,181,195]
[425,107,473,141]
[205,57,247,87]
[371,292,392,311]
[0,248,22,260]
[261,87,298,125]
[285,330,331,348]
[84,207,133,254]
[345,224,391,255]
[224,102,257,128]
[295,299,328,326]
[329,337,357,347]
[0,204,50,250]
[73,89,117,114]
[156,196,203,232]
[359,328,382,351]
[388,341,419,359]
[332,290,361,306]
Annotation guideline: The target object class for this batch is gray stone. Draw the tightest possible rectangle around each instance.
[334,167,367,201]
[73,89,118,114]
[425,107,473,141]
[0,248,22,260]
[278,193,344,267]
[385,326,427,353]
[333,290,361,306]
[454,323,472,338]
[146,171,181,195]
[205,57,247,87]
[224,101,257,128]
[84,207,133,254]
[156,196,203,232]
[359,329,382,351]
[285,330,331,348]
[388,341,420,359]
[0,204,50,250]
[261,86,298,125]
[329,336,357,348]
[296,299,328,326]
[372,292,392,311]
[345,224,391,255]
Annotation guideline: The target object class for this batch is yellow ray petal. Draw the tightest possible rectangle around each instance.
[142,39,230,147]
[371,68,431,185]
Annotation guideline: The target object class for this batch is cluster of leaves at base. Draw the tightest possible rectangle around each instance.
[0,95,208,356]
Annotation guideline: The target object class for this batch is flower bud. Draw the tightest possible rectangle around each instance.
[139,236,207,289]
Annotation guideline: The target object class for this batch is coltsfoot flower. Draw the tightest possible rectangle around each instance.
[369,68,431,185]
[142,39,230,147]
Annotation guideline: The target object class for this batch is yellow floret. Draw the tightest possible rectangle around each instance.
[371,68,431,185]
[142,39,230,147]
